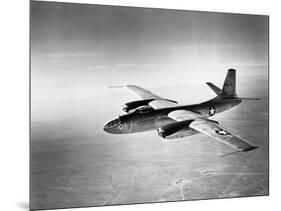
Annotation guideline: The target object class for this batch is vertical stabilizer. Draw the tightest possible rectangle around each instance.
[221,69,237,98]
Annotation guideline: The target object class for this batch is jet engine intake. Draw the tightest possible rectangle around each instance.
[122,99,155,113]
[122,98,178,113]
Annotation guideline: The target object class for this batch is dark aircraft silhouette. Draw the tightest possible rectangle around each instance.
[104,69,259,152]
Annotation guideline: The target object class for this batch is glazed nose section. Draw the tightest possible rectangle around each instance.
[103,118,123,134]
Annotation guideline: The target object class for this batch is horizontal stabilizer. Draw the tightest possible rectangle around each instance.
[236,97,260,100]
[108,85,125,88]
[219,97,261,101]
[206,82,221,96]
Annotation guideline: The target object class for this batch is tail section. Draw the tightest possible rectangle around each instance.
[206,82,221,96]
[206,69,237,98]
[206,69,260,100]
[235,97,260,100]
[221,69,237,98]
[206,68,260,102]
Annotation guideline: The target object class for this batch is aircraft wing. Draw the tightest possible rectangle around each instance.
[168,109,202,121]
[120,85,179,109]
[124,85,163,100]
[190,119,258,151]
[148,99,178,109]
[168,110,258,152]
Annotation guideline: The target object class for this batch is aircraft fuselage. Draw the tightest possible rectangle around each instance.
[103,98,241,135]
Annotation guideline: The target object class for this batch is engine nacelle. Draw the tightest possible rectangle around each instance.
[122,98,178,113]
[157,120,195,139]
[122,99,155,113]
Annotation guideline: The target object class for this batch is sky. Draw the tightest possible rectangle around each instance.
[30,2,269,209]
[31,1,268,121]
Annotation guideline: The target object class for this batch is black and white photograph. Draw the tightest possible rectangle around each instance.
[30,1,269,210]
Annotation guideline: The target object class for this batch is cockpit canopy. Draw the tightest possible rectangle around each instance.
[134,105,153,114]
[122,99,154,113]
[118,105,154,124]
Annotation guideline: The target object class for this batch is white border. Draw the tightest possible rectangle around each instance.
[0,0,279,211]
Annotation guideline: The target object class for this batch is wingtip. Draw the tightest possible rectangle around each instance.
[242,145,258,152]
[108,85,125,88]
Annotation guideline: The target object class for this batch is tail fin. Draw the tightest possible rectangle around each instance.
[206,69,236,97]
[221,69,237,98]
[206,69,260,100]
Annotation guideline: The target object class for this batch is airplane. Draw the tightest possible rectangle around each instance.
[104,69,259,152]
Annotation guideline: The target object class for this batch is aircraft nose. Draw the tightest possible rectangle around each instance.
[103,122,111,133]
[103,118,123,134]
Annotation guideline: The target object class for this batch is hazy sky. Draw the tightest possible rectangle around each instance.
[30,4,269,208]
[31,1,268,121]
